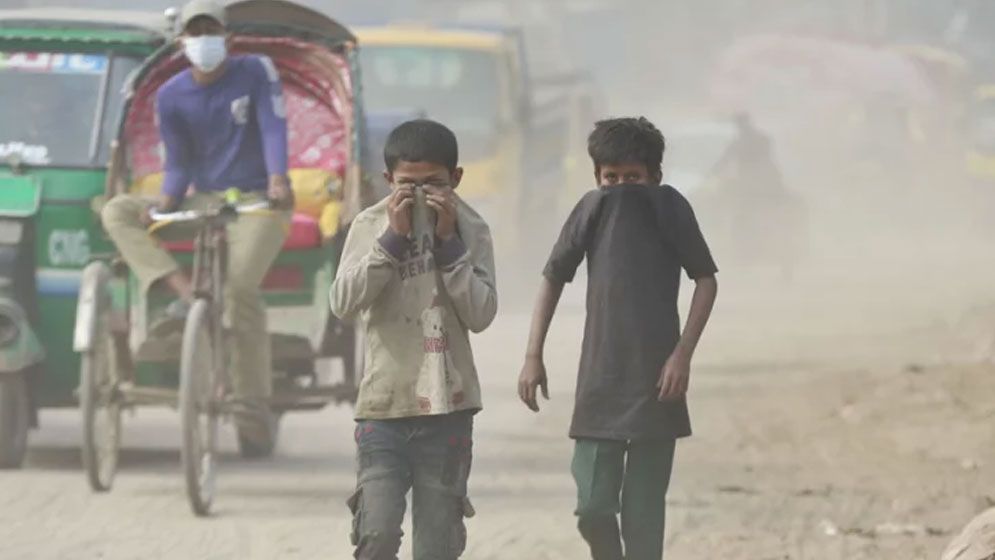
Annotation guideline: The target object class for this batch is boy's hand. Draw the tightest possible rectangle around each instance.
[657,348,691,401]
[387,186,414,236]
[518,356,549,412]
[424,186,458,240]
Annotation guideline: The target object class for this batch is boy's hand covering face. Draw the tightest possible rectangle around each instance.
[387,185,414,236]
[518,356,549,412]
[424,185,458,241]
[385,161,462,239]
[657,350,690,401]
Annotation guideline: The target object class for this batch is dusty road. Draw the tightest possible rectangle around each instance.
[2,248,995,559]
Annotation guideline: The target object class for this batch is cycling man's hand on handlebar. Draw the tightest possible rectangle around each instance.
[141,195,181,227]
[267,175,293,209]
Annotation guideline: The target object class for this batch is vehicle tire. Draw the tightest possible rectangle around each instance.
[80,283,121,492]
[0,372,29,469]
[179,299,218,517]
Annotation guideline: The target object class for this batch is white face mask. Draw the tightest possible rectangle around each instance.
[182,36,227,73]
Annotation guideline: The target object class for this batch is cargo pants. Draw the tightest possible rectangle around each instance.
[100,192,290,404]
[349,412,473,560]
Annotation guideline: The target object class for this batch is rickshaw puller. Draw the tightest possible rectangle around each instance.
[101,0,292,455]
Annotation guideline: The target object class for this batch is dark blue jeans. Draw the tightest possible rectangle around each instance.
[348,412,473,560]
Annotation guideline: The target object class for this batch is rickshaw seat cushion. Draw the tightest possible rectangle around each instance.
[130,170,334,211]
[160,212,322,253]
[283,213,322,249]
[131,169,341,241]
[130,173,164,197]
[161,239,194,252]
[289,168,339,217]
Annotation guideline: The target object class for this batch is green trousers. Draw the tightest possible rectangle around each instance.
[101,192,291,402]
[571,438,677,560]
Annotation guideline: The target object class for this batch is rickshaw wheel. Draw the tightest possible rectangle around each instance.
[179,299,219,517]
[0,371,29,469]
[80,268,121,490]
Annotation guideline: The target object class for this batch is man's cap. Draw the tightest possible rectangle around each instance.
[179,0,227,30]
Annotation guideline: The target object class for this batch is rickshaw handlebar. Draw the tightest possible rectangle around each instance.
[149,200,273,225]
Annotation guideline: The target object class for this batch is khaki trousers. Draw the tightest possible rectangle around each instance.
[101,192,291,401]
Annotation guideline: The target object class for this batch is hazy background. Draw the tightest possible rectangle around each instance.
[2,0,992,362]
[2,3,995,558]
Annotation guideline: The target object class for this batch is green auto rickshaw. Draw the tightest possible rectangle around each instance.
[0,8,169,468]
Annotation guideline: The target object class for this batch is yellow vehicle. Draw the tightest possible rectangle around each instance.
[355,23,583,263]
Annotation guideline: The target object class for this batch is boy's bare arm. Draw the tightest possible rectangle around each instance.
[518,276,565,412]
[658,275,718,400]
[678,275,718,357]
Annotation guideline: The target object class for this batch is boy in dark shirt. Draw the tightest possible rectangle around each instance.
[518,117,718,560]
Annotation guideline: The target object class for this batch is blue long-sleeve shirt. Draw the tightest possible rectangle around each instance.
[156,54,288,199]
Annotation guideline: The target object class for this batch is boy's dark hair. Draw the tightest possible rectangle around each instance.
[587,117,666,176]
[384,119,459,172]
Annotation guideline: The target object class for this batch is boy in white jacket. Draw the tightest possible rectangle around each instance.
[331,119,497,559]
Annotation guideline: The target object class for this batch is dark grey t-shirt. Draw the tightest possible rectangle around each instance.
[544,184,717,441]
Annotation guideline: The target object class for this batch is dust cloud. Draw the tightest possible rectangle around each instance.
[6,0,990,361]
[3,0,995,556]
